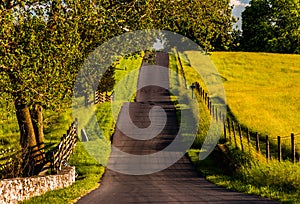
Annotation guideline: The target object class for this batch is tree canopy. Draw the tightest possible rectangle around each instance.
[241,0,300,53]
[0,0,235,175]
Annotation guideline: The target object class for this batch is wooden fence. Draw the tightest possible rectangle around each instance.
[94,91,112,104]
[0,144,46,178]
[51,118,78,173]
[0,120,78,178]
[194,82,299,163]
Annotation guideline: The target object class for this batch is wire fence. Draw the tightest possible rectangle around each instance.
[194,82,300,163]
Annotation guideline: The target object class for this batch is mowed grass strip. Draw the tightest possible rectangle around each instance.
[170,50,212,148]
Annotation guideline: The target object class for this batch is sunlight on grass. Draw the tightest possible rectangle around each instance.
[188,146,300,204]
[187,51,300,143]
[169,50,211,149]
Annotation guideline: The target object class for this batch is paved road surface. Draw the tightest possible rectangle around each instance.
[77,52,279,204]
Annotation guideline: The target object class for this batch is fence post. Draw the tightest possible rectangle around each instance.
[247,128,251,152]
[232,121,237,149]
[223,121,227,141]
[277,136,282,162]
[207,97,210,110]
[266,135,270,160]
[75,118,78,135]
[227,118,231,136]
[291,133,295,163]
[256,132,260,154]
[238,125,244,152]
[220,112,223,122]
[52,151,55,173]
[199,86,202,96]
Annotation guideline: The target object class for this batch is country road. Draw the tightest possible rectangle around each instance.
[76,52,279,204]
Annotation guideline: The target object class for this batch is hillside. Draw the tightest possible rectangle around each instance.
[194,52,300,139]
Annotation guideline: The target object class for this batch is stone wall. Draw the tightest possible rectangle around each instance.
[0,166,76,204]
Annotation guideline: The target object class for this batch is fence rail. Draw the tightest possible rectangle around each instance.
[0,121,78,178]
[194,82,299,163]
[95,91,113,104]
[51,119,78,173]
[38,119,78,175]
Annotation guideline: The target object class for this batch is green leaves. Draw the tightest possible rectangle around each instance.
[0,0,235,114]
[241,0,300,53]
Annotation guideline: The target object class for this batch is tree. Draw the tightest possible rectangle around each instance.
[241,0,300,53]
[0,0,235,175]
[0,1,82,175]
[98,66,115,94]
[110,0,235,51]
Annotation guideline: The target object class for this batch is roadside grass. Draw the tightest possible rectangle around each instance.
[112,52,144,118]
[188,146,300,204]
[169,50,215,149]
[169,50,204,145]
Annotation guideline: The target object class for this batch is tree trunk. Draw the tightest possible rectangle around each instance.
[84,92,89,107]
[31,104,46,167]
[93,91,96,104]
[31,104,45,150]
[15,104,37,150]
[15,103,44,176]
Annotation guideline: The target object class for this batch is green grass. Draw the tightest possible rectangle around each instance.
[188,52,300,141]
[170,50,220,150]
[0,97,20,148]
[169,51,199,145]
[111,52,144,119]
[188,146,300,204]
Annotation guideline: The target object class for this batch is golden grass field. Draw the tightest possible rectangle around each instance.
[187,52,300,141]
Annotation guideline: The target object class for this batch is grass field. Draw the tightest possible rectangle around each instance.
[214,52,300,138]
[187,51,300,143]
